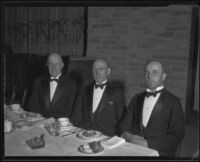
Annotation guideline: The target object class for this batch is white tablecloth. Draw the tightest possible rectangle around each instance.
[4,108,159,156]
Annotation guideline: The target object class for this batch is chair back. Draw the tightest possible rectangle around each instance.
[191,148,199,159]
[175,144,181,157]
[10,85,27,107]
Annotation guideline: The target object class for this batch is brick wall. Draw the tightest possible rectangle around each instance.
[87,5,192,112]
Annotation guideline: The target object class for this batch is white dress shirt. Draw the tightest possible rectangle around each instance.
[142,86,164,127]
[50,73,61,102]
[92,80,107,113]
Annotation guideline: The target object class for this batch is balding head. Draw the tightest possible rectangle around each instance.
[47,53,63,64]
[92,59,111,83]
[47,53,64,77]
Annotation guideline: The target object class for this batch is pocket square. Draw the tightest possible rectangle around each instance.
[108,101,113,106]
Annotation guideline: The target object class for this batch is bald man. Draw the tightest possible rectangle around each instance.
[71,59,126,136]
[27,53,77,119]
[120,60,185,157]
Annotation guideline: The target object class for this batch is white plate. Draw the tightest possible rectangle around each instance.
[12,108,24,114]
[16,125,33,130]
[21,113,45,122]
[25,116,45,122]
[15,120,33,130]
[76,130,102,140]
[78,144,104,154]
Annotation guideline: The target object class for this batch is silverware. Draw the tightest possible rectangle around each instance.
[61,129,82,137]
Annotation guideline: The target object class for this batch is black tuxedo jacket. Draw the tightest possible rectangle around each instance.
[71,81,126,136]
[120,88,185,157]
[27,74,77,119]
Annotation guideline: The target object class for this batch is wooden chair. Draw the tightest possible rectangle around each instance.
[10,85,27,107]
[192,148,199,159]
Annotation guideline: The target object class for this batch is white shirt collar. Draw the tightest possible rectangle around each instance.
[96,80,108,85]
[51,73,62,79]
[146,86,164,92]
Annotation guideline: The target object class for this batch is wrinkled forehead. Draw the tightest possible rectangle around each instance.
[146,61,163,71]
[93,60,108,68]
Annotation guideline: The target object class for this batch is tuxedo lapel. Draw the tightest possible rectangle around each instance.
[51,75,64,106]
[137,93,146,130]
[42,77,50,109]
[145,91,164,128]
[95,84,111,116]
[86,84,94,121]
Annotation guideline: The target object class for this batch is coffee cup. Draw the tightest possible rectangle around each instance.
[57,118,70,127]
[4,120,13,133]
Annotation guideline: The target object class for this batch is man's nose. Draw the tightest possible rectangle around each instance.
[52,64,57,69]
[95,69,100,74]
[147,73,151,79]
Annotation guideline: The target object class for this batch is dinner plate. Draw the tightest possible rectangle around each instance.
[78,144,104,154]
[13,108,25,115]
[14,120,33,130]
[25,116,45,122]
[21,112,45,122]
[17,125,33,130]
[76,130,102,140]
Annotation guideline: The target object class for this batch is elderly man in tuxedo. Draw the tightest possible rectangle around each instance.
[71,58,126,136]
[27,53,77,119]
[120,60,185,157]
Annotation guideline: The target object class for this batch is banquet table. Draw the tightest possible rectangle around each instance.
[4,106,159,156]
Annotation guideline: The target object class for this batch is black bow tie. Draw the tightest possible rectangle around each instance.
[94,82,107,89]
[49,78,59,83]
[145,89,163,97]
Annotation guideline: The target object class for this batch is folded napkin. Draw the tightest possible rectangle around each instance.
[101,136,125,149]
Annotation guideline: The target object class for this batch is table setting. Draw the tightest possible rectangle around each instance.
[4,103,159,156]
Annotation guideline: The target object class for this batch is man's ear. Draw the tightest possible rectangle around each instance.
[107,68,111,76]
[61,62,64,69]
[162,73,167,81]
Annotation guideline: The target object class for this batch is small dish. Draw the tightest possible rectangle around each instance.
[76,130,102,140]
[57,118,69,122]
[21,112,44,122]
[78,142,104,154]
[14,120,33,130]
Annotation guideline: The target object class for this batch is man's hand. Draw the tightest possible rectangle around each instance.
[121,131,148,147]
[131,138,148,147]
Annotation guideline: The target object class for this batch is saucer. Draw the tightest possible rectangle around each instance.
[78,144,104,154]
[76,130,102,140]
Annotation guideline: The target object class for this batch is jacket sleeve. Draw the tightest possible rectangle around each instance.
[115,90,126,122]
[64,80,77,118]
[120,96,135,134]
[70,87,85,126]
